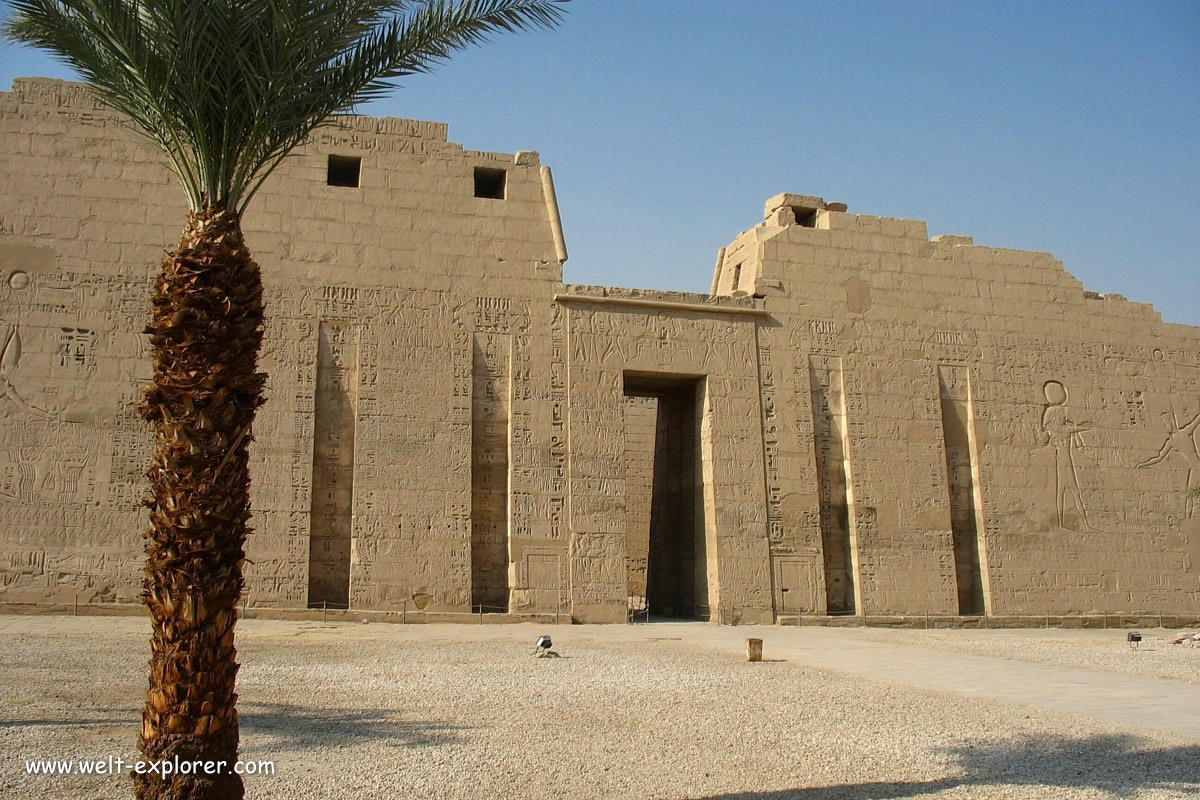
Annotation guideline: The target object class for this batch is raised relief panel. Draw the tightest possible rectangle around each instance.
[1,320,54,419]
[1039,380,1095,531]
[773,555,818,613]
[515,550,564,613]
[1136,403,1200,519]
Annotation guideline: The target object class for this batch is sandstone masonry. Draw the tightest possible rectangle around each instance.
[1,79,1197,623]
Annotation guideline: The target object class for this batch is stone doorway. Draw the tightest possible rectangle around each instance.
[624,373,711,620]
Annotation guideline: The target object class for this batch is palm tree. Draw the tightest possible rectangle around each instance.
[4,2,566,798]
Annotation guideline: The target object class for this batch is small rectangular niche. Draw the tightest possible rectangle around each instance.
[474,166,506,199]
[327,155,361,188]
[794,208,818,227]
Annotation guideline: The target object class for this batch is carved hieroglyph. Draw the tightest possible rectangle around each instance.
[1,79,1198,620]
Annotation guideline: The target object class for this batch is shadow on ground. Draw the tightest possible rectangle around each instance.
[0,717,127,729]
[239,702,464,751]
[694,733,1200,799]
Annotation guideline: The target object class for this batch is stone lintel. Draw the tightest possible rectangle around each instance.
[764,193,826,219]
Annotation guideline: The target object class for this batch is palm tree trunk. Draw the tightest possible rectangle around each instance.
[135,208,265,800]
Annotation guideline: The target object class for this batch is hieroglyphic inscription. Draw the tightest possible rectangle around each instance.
[547,303,567,539]
[107,389,152,510]
[57,327,96,370]
[924,328,979,363]
[938,365,986,615]
[809,355,857,614]
[307,321,358,607]
[809,319,840,353]
[456,296,531,333]
[471,332,510,610]
[757,324,784,546]
[509,335,534,540]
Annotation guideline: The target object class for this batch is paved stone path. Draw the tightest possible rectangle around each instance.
[638,622,1200,738]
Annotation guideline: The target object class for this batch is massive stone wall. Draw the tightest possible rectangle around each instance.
[716,194,1200,616]
[1,80,1197,622]
[0,78,568,615]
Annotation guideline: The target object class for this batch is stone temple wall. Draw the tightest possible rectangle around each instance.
[715,194,1200,617]
[1,79,1197,622]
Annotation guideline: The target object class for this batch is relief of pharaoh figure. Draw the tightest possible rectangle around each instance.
[0,320,38,417]
[1040,380,1093,531]
[1137,406,1200,518]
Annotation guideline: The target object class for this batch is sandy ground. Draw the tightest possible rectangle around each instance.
[1,616,1197,799]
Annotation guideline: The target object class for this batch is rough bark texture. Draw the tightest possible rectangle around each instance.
[134,209,265,800]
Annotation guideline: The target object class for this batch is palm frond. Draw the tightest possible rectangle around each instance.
[5,0,568,213]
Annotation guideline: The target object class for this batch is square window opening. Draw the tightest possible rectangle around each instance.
[794,208,818,227]
[474,167,506,199]
[327,155,361,188]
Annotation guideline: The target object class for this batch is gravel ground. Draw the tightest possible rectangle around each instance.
[837,627,1200,684]
[1,616,1197,800]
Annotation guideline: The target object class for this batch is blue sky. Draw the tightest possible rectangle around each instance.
[2,1,1198,324]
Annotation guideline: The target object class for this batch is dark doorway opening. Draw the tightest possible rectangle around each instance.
[624,372,710,621]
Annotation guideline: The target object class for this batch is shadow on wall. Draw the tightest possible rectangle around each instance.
[239,702,465,752]
[694,733,1200,799]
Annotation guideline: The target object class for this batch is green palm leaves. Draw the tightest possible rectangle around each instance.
[5,0,567,214]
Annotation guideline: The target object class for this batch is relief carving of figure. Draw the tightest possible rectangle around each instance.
[0,320,51,418]
[1137,405,1200,518]
[1040,380,1093,530]
[0,320,26,412]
